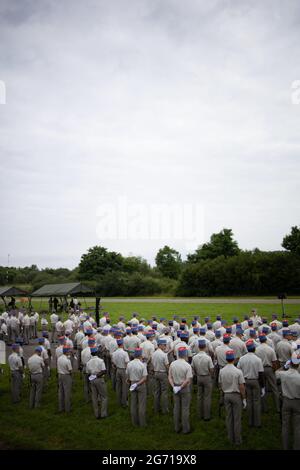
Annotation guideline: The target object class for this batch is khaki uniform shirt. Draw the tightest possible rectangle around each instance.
[237,352,264,379]
[219,363,245,393]
[255,343,277,367]
[81,347,92,366]
[276,339,293,363]
[55,346,64,360]
[229,337,247,359]
[124,335,141,353]
[112,348,130,368]
[152,348,169,373]
[57,355,72,375]
[86,356,106,375]
[215,344,231,367]
[276,368,300,399]
[28,354,44,374]
[126,358,148,382]
[169,358,193,385]
[8,352,22,371]
[141,340,155,361]
[192,351,214,376]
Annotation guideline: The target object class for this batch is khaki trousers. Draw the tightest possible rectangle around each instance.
[224,392,242,445]
[11,371,22,403]
[262,366,280,412]
[58,374,72,412]
[173,386,191,434]
[154,371,169,414]
[23,325,30,345]
[116,368,128,406]
[83,370,91,403]
[50,325,56,343]
[90,377,108,418]
[282,397,300,450]
[197,375,213,420]
[245,378,261,427]
[30,373,43,408]
[130,382,147,427]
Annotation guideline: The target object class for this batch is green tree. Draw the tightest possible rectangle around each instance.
[282,226,300,255]
[155,246,182,279]
[187,228,240,262]
[78,246,124,280]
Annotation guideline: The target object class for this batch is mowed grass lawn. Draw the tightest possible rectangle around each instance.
[1,301,299,450]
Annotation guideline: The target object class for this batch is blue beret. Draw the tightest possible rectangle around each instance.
[226,327,232,334]
[63,346,71,354]
[158,339,167,345]
[216,315,221,320]
[246,340,256,351]
[38,338,45,343]
[35,346,43,353]
[90,347,98,353]
[226,350,235,361]
[168,320,174,326]
[236,328,244,335]
[178,347,188,356]
[134,348,143,357]
[198,339,206,348]
[193,327,200,333]
[117,339,124,345]
[180,331,189,338]
[283,330,291,336]
[199,328,206,334]
[259,335,267,342]
[215,330,221,337]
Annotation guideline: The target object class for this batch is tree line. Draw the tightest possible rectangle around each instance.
[1,226,300,297]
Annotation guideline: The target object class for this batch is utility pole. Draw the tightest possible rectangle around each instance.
[6,254,10,284]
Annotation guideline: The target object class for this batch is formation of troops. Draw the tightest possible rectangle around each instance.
[1,306,300,449]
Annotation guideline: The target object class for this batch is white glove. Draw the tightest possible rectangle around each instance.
[242,399,247,409]
[173,386,181,394]
[261,387,265,397]
[130,383,138,392]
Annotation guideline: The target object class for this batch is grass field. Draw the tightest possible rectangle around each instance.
[12,298,300,325]
[0,299,297,450]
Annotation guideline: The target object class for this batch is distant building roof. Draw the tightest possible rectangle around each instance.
[31,282,94,297]
[0,286,28,297]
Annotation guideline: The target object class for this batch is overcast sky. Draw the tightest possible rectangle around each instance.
[0,0,299,269]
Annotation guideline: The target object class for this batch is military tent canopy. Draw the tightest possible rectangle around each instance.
[31,282,94,297]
